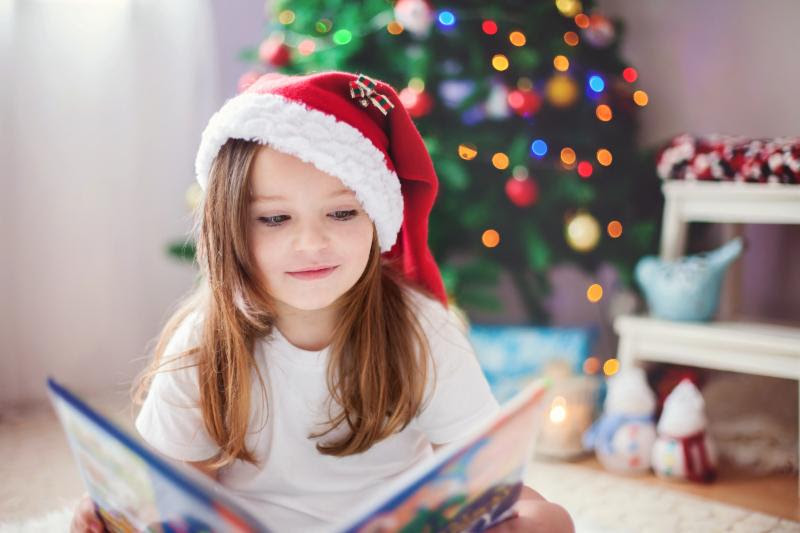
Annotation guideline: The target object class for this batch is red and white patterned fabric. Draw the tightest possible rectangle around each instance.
[657,134,800,185]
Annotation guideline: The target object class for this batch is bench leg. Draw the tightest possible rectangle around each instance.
[660,199,687,260]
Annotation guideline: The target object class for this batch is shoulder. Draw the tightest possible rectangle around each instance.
[403,287,469,341]
[157,310,204,373]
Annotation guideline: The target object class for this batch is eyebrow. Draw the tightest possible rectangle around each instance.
[250,188,354,202]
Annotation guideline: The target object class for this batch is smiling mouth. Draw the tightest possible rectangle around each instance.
[286,266,338,280]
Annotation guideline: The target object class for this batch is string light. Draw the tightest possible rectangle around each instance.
[315,19,333,33]
[583,356,600,375]
[509,31,527,46]
[574,13,590,28]
[531,139,548,158]
[458,143,478,160]
[560,147,576,165]
[577,161,593,178]
[278,10,295,25]
[492,152,510,170]
[332,29,352,45]
[556,0,583,17]
[298,39,316,55]
[622,67,638,83]
[553,55,570,72]
[564,31,580,46]
[491,54,509,71]
[596,148,613,166]
[482,229,500,248]
[607,220,623,238]
[603,358,620,376]
[586,283,603,302]
[595,104,612,122]
[633,90,649,106]
[438,10,456,27]
[387,21,404,35]
[588,75,605,93]
[482,20,498,35]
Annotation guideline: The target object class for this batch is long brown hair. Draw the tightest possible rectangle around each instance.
[132,139,432,468]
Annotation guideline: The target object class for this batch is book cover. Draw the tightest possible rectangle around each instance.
[47,377,548,532]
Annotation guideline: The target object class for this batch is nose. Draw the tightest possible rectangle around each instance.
[292,218,330,253]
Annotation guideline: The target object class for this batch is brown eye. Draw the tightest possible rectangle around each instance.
[258,215,290,226]
[329,209,358,221]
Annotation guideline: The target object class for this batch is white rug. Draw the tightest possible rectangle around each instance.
[526,460,800,533]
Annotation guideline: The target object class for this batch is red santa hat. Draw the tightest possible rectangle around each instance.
[194,71,447,307]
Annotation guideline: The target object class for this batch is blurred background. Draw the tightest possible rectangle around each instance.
[3,0,800,528]
[1,0,799,407]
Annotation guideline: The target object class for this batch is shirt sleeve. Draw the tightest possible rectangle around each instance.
[134,313,220,462]
[411,293,501,445]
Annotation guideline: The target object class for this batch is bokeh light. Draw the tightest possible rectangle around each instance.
[387,21,404,35]
[509,31,527,46]
[577,161,593,178]
[622,67,638,83]
[564,31,580,46]
[596,148,613,166]
[553,55,570,72]
[607,220,623,238]
[298,39,316,55]
[595,104,612,121]
[531,139,548,158]
[491,54,510,71]
[560,147,576,165]
[492,152,510,170]
[603,358,620,376]
[633,90,649,106]
[587,283,603,302]
[482,229,500,248]
[482,20,498,35]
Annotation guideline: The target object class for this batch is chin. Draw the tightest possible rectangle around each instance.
[276,287,345,312]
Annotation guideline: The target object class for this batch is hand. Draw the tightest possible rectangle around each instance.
[70,493,106,533]
[486,486,574,533]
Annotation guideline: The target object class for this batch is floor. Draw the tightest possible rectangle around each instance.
[2,393,799,532]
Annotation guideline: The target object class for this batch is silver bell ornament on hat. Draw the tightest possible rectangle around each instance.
[652,379,717,483]
[582,367,657,474]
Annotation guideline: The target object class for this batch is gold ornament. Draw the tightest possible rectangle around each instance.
[565,212,601,252]
[545,74,578,108]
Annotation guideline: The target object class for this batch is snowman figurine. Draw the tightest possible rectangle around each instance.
[652,379,717,482]
[582,367,657,474]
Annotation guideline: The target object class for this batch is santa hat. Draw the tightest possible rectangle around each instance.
[194,71,447,307]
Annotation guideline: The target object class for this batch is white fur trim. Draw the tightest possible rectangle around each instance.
[195,93,403,251]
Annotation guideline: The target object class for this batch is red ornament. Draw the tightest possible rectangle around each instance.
[259,36,290,67]
[505,177,539,207]
[506,88,541,117]
[398,87,433,118]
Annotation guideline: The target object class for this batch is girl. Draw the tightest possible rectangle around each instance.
[71,71,573,533]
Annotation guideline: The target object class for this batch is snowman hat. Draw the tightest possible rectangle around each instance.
[194,71,447,306]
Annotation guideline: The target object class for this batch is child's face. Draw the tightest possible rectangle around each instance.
[247,145,374,313]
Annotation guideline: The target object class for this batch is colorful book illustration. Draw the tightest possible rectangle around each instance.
[47,377,549,532]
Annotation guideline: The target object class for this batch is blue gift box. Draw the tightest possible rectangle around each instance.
[469,325,595,403]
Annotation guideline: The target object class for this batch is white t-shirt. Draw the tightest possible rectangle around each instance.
[135,290,500,532]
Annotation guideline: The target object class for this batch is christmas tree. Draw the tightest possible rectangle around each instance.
[179,0,662,323]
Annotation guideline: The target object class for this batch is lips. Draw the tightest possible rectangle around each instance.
[286,266,338,280]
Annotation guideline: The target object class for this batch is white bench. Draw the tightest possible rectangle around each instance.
[614,180,800,490]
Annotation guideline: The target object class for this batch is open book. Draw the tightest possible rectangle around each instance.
[47,377,549,532]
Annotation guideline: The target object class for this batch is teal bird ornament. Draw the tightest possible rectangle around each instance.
[635,237,744,321]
